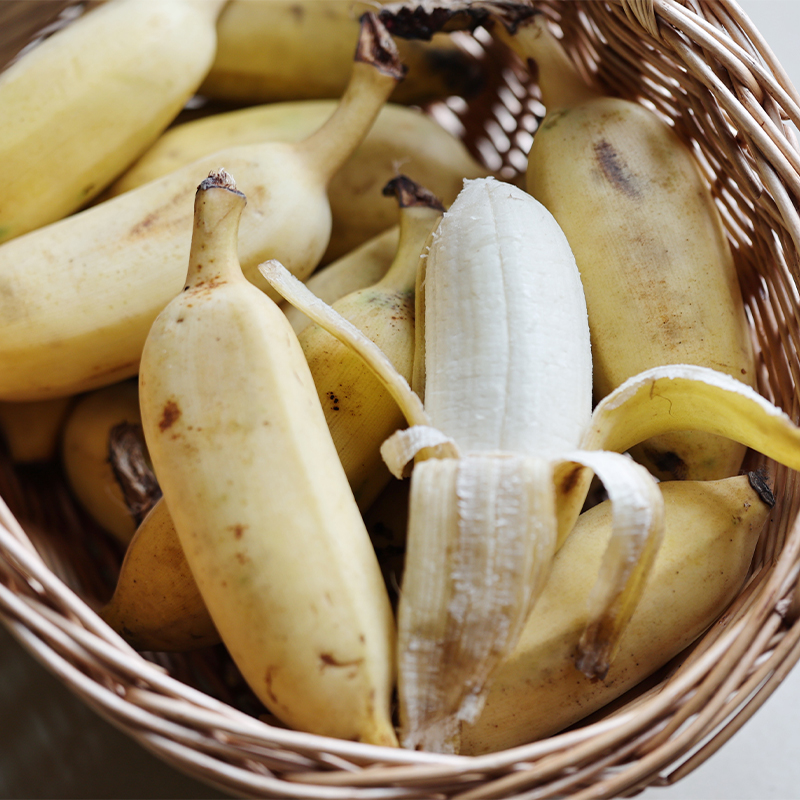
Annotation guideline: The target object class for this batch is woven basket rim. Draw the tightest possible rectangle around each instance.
[2,1,800,798]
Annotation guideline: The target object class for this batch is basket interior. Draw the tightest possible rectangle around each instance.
[1,1,800,798]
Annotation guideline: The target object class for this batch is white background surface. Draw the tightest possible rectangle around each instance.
[2,1,800,799]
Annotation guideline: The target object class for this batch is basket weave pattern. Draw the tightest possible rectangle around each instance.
[2,1,800,797]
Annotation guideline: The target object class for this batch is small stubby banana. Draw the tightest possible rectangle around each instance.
[0,0,227,243]
[504,11,755,482]
[138,170,397,745]
[283,226,400,334]
[199,0,484,107]
[105,100,488,264]
[0,396,74,463]
[60,380,143,545]
[0,13,404,403]
[100,499,219,652]
[299,175,444,511]
[458,473,772,754]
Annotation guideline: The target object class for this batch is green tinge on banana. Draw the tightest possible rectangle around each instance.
[0,13,405,403]
[139,170,397,746]
[0,0,227,243]
[458,474,772,754]
[106,100,488,266]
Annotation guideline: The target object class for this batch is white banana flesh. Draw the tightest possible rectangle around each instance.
[140,171,397,745]
[417,176,592,457]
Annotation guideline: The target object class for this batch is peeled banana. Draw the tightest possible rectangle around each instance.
[264,176,667,752]
[0,14,404,402]
[458,473,772,754]
[0,0,226,243]
[139,170,397,745]
[200,0,484,107]
[105,99,488,264]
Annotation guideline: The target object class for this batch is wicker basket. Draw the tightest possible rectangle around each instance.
[2,1,800,797]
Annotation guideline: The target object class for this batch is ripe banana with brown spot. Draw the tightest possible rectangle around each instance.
[105,100,488,265]
[458,473,772,754]
[101,177,438,652]
[0,0,227,243]
[138,170,397,745]
[200,0,484,107]
[0,14,404,402]
[503,10,756,482]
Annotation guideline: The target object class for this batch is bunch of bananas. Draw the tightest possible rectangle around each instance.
[2,0,799,756]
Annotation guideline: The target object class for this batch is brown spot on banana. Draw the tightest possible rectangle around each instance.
[593,140,641,199]
[319,653,364,671]
[159,400,181,431]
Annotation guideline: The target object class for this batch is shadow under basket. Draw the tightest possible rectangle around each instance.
[2,1,800,798]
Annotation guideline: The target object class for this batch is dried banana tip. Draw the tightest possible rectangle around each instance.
[198,168,243,196]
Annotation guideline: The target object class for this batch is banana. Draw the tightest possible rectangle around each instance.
[0,396,74,463]
[299,175,444,511]
[458,473,772,754]
[0,13,404,402]
[105,100,488,264]
[0,0,227,243]
[100,499,219,652]
[506,11,756,482]
[61,380,143,545]
[138,170,397,745]
[263,176,666,753]
[100,177,436,652]
[283,226,400,334]
[199,0,484,107]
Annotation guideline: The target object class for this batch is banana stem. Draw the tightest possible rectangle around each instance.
[377,176,444,293]
[295,13,406,185]
[494,13,601,110]
[184,170,246,289]
[259,259,430,429]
